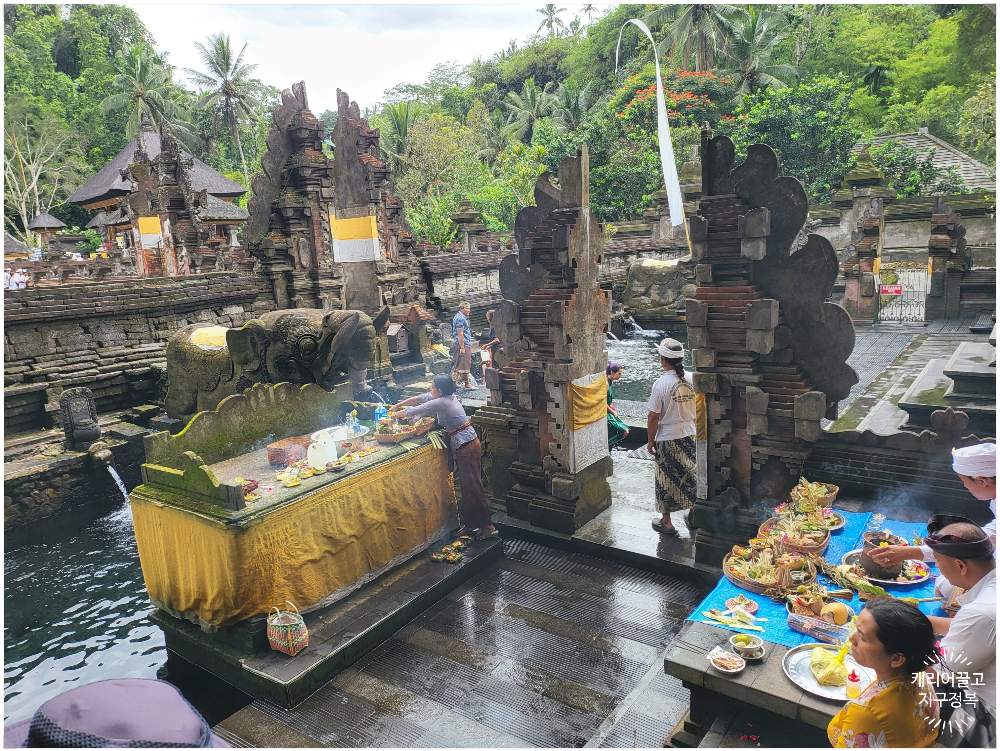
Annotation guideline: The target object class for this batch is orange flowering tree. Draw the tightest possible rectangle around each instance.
[609,68,736,141]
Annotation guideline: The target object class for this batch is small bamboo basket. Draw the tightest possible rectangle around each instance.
[790,482,839,508]
[722,553,817,595]
[758,517,831,555]
[267,601,308,657]
[374,427,418,444]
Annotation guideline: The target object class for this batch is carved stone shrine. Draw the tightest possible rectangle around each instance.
[59,387,101,451]
[474,145,613,534]
[687,126,859,565]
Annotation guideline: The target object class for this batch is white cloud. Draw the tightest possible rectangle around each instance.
[126,3,612,115]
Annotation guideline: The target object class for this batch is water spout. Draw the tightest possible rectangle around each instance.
[632,321,645,331]
[107,466,128,503]
[606,331,620,341]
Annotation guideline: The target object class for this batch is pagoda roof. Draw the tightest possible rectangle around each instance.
[68,123,247,208]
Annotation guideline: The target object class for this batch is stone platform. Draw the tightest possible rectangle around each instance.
[212,538,713,748]
[155,534,503,708]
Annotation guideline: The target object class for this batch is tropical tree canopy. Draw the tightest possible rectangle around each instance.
[183,33,261,184]
[4,4,994,246]
[536,4,567,37]
[371,100,424,177]
[720,7,803,99]
[644,3,745,71]
[506,78,555,143]
[100,43,187,140]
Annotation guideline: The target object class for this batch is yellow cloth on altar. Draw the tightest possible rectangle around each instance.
[131,445,457,629]
[569,376,609,431]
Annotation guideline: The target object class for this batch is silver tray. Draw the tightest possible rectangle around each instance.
[826,512,847,532]
[841,549,932,585]
[781,643,877,701]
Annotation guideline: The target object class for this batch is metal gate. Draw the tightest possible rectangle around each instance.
[877,262,927,322]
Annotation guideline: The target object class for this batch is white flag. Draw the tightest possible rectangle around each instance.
[616,20,685,227]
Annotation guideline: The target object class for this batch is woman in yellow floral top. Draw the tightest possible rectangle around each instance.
[828,599,941,748]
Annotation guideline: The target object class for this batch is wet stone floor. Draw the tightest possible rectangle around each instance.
[215,539,710,748]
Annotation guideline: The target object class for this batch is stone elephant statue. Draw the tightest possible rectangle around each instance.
[164,307,390,422]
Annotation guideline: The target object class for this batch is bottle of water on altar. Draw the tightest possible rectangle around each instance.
[373,405,388,423]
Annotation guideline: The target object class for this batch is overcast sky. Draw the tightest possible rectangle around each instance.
[127,3,613,116]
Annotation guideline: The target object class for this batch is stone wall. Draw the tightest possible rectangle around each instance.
[811,192,996,265]
[4,272,274,432]
[4,422,148,532]
[601,237,689,294]
[419,250,513,322]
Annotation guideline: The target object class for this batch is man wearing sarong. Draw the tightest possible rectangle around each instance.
[646,338,697,535]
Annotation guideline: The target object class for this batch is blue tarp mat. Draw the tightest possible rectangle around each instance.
[686,511,947,648]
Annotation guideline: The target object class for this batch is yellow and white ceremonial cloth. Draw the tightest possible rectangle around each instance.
[567,372,610,473]
[137,216,162,251]
[331,215,380,262]
[695,393,707,500]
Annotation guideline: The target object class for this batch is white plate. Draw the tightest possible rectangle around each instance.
[840,549,932,585]
[781,643,876,701]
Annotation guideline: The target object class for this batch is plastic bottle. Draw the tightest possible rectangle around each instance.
[374,405,388,423]
[846,669,862,699]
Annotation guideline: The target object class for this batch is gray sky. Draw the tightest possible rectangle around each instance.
[127,3,613,115]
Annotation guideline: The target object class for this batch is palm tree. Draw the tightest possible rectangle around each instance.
[371,101,423,176]
[861,64,892,96]
[580,4,598,25]
[551,82,597,132]
[644,4,745,72]
[494,39,518,63]
[477,109,520,164]
[505,78,554,143]
[100,44,188,140]
[720,7,802,99]
[183,33,260,185]
[566,16,583,39]
[536,4,567,37]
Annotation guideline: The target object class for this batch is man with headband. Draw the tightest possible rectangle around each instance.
[875,443,996,573]
[922,515,996,743]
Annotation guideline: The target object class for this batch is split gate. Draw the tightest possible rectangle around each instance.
[877,262,927,322]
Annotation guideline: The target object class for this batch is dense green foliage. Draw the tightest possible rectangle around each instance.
[5,4,995,249]
[368,2,994,243]
[4,4,277,245]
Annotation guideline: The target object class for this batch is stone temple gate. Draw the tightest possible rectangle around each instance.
[685,125,860,565]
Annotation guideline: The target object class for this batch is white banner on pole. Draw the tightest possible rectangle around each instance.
[616,19,685,227]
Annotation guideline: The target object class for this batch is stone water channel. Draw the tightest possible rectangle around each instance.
[3,329,680,732]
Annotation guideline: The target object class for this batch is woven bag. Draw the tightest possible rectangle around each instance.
[267,601,308,656]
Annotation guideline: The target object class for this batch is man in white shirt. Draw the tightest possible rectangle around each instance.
[3,268,10,289]
[646,337,697,535]
[922,516,996,721]
[877,443,996,578]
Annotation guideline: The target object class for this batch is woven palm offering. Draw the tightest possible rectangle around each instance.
[759,516,831,555]
[789,477,839,508]
[724,544,817,595]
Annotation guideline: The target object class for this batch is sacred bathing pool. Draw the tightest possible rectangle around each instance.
[3,81,996,747]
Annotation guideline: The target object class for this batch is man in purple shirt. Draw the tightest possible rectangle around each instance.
[392,374,496,539]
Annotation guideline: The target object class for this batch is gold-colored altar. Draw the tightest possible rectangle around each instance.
[130,383,458,630]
